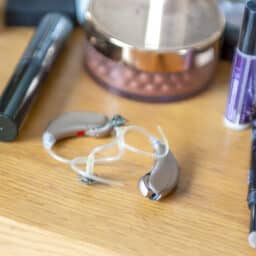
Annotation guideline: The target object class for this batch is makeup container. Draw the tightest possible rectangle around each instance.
[83,0,225,102]
[224,0,256,130]
[0,14,73,141]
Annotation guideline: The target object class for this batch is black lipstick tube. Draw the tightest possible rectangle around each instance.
[248,117,256,247]
[0,13,73,141]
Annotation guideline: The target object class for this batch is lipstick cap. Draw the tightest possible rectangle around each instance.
[238,0,256,55]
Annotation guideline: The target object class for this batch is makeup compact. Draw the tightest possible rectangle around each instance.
[83,0,225,102]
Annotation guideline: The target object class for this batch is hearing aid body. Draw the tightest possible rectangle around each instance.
[43,112,179,201]
[43,112,108,143]
[139,142,179,200]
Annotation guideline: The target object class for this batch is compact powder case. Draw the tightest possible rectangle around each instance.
[83,0,225,102]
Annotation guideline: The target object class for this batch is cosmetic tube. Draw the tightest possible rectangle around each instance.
[0,14,73,141]
[224,0,256,130]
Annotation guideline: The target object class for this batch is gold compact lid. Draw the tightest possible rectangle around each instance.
[84,0,225,72]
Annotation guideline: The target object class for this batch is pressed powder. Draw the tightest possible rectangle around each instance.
[83,0,225,102]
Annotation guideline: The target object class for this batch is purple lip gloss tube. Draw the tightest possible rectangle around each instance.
[224,0,256,131]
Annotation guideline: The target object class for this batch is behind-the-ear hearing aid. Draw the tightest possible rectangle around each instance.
[43,112,179,201]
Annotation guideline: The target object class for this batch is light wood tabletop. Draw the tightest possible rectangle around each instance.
[0,15,255,256]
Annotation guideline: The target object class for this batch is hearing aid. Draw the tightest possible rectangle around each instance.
[138,140,179,200]
[43,112,126,157]
[43,112,179,201]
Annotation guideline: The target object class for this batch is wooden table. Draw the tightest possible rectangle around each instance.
[0,24,254,255]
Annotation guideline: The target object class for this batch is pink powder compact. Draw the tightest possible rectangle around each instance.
[83,0,225,102]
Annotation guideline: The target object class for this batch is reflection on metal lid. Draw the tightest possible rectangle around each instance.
[87,0,225,51]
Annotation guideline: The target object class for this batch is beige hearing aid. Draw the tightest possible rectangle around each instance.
[43,112,179,201]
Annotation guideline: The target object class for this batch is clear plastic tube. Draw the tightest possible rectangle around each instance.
[45,125,169,186]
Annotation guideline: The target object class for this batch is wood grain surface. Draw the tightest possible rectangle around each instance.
[0,17,254,256]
